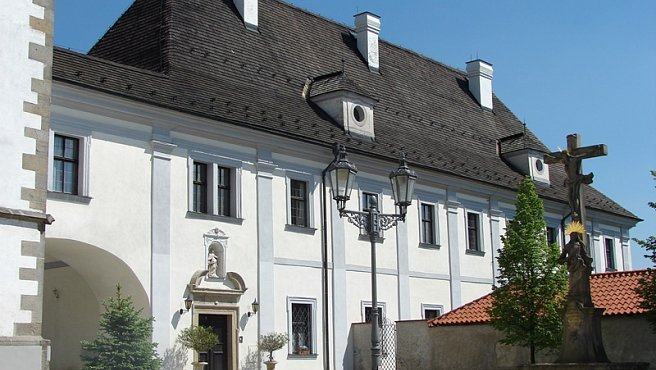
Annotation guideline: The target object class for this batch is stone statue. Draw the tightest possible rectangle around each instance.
[559,222,593,306]
[207,251,218,278]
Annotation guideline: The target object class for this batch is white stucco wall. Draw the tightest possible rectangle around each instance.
[0,0,45,210]
[0,221,40,336]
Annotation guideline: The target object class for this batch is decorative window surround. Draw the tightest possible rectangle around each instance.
[285,171,316,231]
[421,304,443,320]
[48,130,91,198]
[187,153,242,219]
[287,297,318,357]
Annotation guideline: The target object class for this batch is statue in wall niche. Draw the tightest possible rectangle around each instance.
[207,251,218,278]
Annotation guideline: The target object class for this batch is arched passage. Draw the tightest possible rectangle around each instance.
[43,238,149,370]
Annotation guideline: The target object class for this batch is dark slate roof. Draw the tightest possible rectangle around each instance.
[309,71,375,99]
[52,0,638,220]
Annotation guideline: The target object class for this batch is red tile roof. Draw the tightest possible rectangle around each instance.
[428,269,652,327]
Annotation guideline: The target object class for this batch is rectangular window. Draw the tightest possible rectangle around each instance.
[424,308,441,320]
[287,297,316,356]
[291,303,312,355]
[192,162,208,213]
[466,212,481,252]
[605,238,616,270]
[53,134,79,194]
[421,203,436,244]
[546,226,557,247]
[364,306,384,327]
[216,166,231,216]
[290,179,308,227]
[361,192,378,235]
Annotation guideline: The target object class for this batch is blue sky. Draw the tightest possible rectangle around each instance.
[54,0,655,268]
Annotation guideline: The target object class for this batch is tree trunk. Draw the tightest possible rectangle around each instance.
[530,343,536,364]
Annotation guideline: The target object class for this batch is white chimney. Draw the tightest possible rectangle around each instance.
[354,12,381,72]
[466,59,494,110]
[233,0,258,31]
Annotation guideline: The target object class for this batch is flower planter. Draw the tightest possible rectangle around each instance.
[191,361,208,370]
[264,360,277,370]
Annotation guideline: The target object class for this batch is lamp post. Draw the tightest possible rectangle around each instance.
[327,145,416,370]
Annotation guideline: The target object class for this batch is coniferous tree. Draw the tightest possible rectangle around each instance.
[634,170,656,332]
[81,285,161,370]
[489,177,568,364]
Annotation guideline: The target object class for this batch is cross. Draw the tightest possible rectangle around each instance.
[544,134,607,226]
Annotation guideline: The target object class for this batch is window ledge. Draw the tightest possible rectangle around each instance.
[465,249,485,257]
[358,234,384,243]
[287,353,318,360]
[285,224,317,235]
[47,191,92,205]
[605,268,617,272]
[419,243,441,250]
[185,211,244,225]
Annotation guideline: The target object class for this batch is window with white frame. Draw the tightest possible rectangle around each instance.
[466,211,483,253]
[285,173,315,229]
[420,203,438,246]
[48,131,90,198]
[605,237,616,271]
[188,156,241,218]
[421,304,443,320]
[361,301,386,327]
[287,297,316,356]
[546,226,558,247]
[360,191,379,235]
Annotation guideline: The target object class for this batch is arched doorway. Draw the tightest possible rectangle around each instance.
[43,238,149,370]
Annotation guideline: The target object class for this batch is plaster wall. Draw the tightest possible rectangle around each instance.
[383,315,656,370]
[406,202,450,274]
[46,135,152,291]
[408,277,451,314]
[0,0,44,210]
[0,221,40,335]
[43,265,100,370]
[345,271,399,323]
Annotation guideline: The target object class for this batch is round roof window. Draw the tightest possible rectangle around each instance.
[535,159,544,172]
[353,105,366,124]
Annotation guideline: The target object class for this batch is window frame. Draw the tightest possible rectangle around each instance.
[465,211,484,255]
[604,237,616,271]
[187,154,242,220]
[285,172,315,230]
[546,226,558,247]
[286,297,317,357]
[361,300,387,327]
[48,130,91,200]
[421,303,443,320]
[418,201,440,248]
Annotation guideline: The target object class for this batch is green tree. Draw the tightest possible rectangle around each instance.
[634,170,656,332]
[489,177,568,364]
[81,285,161,370]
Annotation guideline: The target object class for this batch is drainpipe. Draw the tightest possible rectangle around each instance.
[320,147,334,370]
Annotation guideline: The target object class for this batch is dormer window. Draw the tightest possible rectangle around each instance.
[307,71,377,140]
[498,133,550,184]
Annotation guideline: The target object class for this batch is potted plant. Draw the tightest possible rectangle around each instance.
[258,332,288,370]
[177,325,219,370]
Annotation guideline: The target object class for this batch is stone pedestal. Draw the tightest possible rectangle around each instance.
[557,299,608,363]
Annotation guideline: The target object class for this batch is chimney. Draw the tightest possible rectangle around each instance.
[466,59,494,110]
[354,12,381,72]
[233,0,258,31]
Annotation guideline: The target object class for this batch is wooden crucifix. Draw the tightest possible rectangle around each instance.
[544,134,607,225]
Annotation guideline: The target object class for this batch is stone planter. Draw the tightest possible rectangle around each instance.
[191,361,208,370]
[264,360,277,370]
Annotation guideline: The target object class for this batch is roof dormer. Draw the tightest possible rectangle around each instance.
[498,133,550,184]
[307,72,377,140]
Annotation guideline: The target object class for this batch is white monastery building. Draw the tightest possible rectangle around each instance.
[0,0,640,369]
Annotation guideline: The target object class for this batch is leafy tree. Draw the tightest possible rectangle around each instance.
[634,170,656,332]
[81,285,161,370]
[489,177,568,364]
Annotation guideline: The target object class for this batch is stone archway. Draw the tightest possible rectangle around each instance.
[43,238,149,370]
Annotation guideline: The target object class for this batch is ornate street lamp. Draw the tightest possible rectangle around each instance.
[326,145,416,370]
